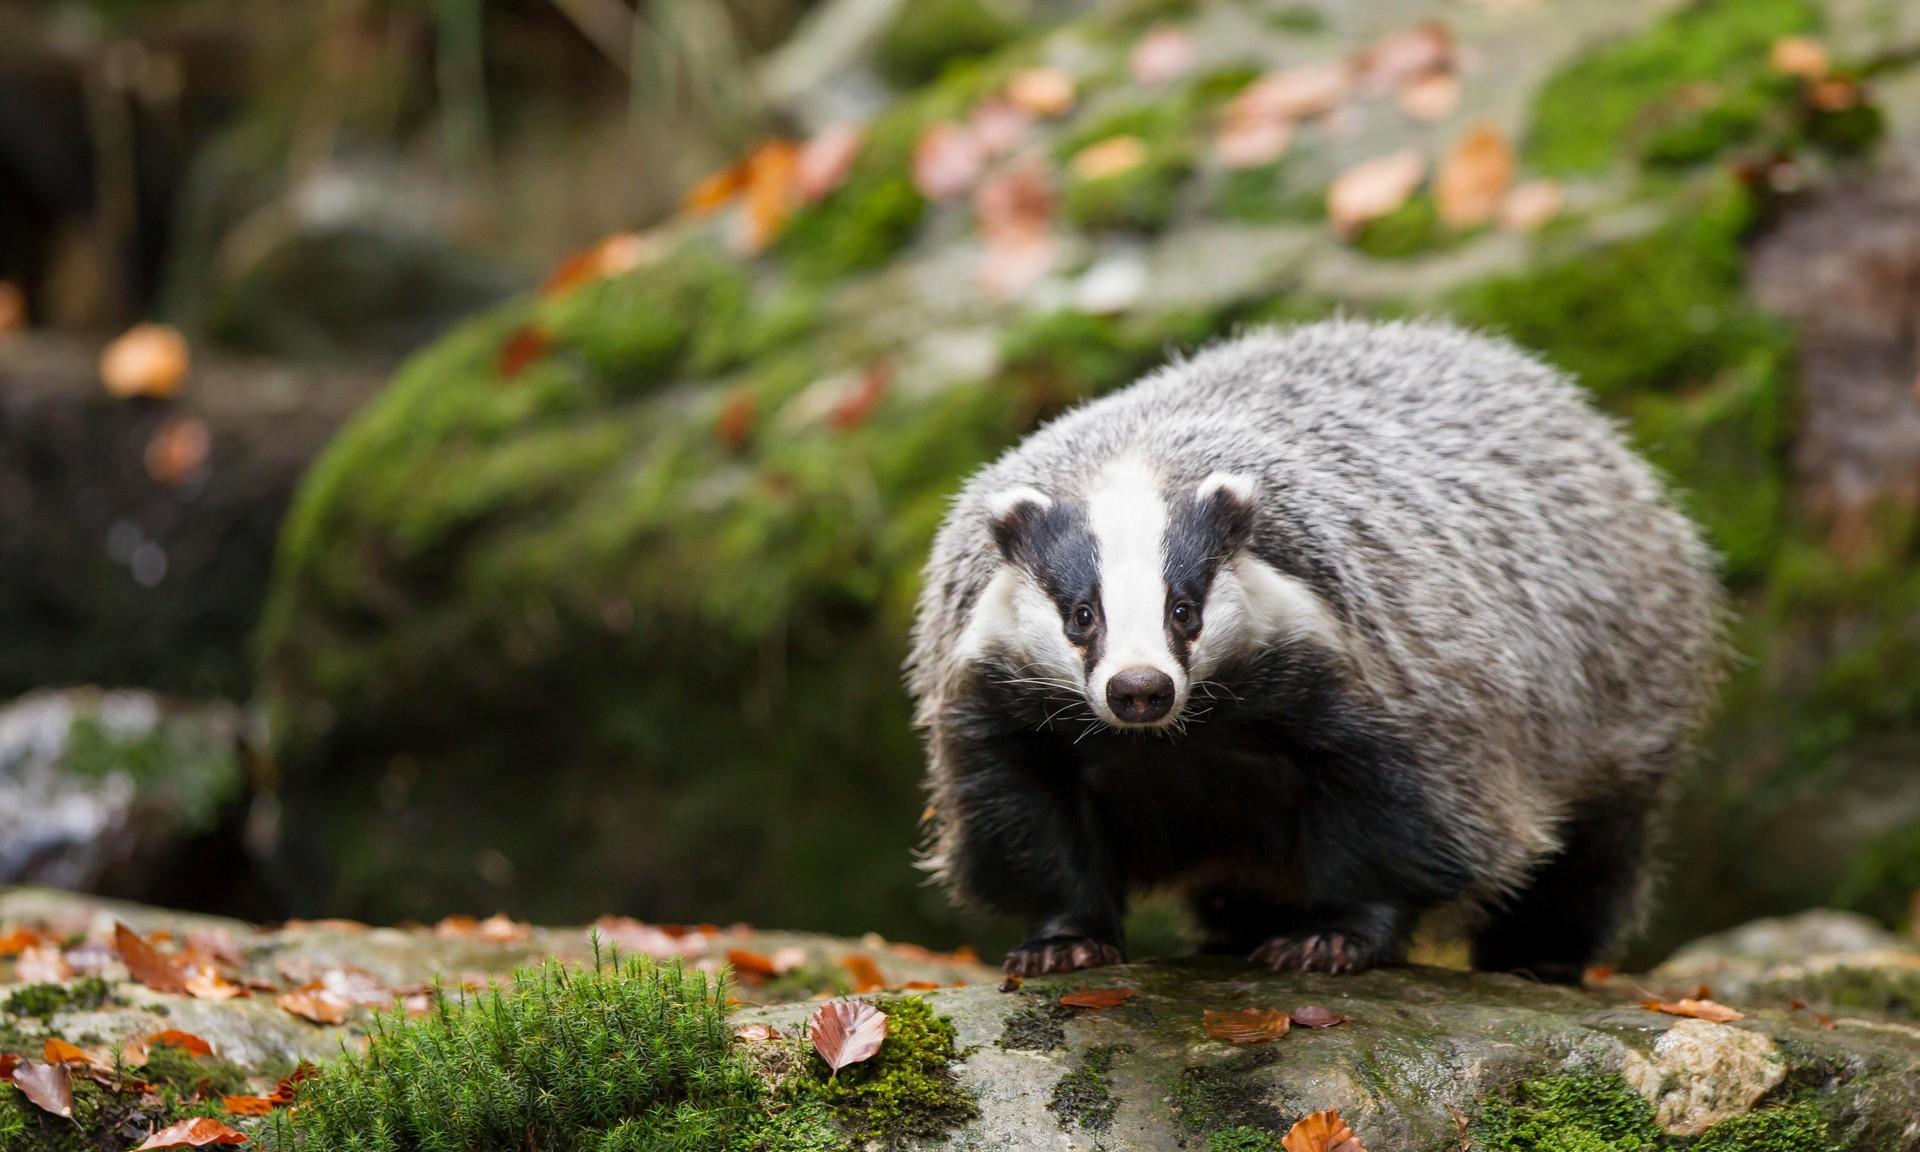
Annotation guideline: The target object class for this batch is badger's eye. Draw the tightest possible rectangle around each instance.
[1072,604,1094,629]
[1170,601,1198,629]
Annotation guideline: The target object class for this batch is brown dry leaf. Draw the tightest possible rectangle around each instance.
[1396,71,1460,122]
[146,1030,214,1058]
[744,140,802,254]
[475,914,528,943]
[221,1094,278,1116]
[683,160,751,216]
[1328,149,1426,235]
[433,915,479,937]
[1770,36,1830,80]
[1130,22,1195,86]
[1809,77,1862,112]
[975,155,1057,299]
[798,123,865,203]
[1059,987,1136,1009]
[840,954,887,994]
[133,1117,249,1148]
[541,231,658,297]
[184,966,245,1002]
[101,323,190,399]
[1283,1108,1368,1152]
[728,949,780,982]
[42,1039,105,1069]
[16,943,72,983]
[1356,22,1453,92]
[0,928,42,956]
[1435,123,1513,229]
[1005,67,1075,118]
[1582,964,1617,986]
[913,122,985,201]
[269,1061,319,1105]
[1203,1008,1292,1044]
[809,1000,888,1074]
[1230,63,1350,124]
[1289,1005,1354,1029]
[1214,116,1293,170]
[276,984,350,1026]
[8,1060,74,1119]
[898,980,941,991]
[1641,997,1744,1023]
[145,417,212,486]
[1499,180,1563,233]
[0,281,24,333]
[0,1054,16,1080]
[734,1023,783,1043]
[1072,136,1149,182]
[497,326,551,379]
[116,922,188,995]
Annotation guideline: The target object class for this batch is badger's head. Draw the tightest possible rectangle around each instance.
[958,455,1336,733]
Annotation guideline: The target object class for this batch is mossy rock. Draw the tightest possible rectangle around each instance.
[257,0,1920,954]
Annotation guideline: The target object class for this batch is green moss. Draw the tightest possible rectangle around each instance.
[1473,1073,1662,1152]
[1171,1050,1288,1136]
[3,977,114,1020]
[59,714,242,835]
[1211,161,1323,224]
[1048,1044,1127,1132]
[1692,1100,1831,1152]
[260,951,844,1152]
[1267,5,1326,34]
[793,995,976,1149]
[996,995,1069,1052]
[0,1039,243,1152]
[1208,1125,1281,1152]
[1526,0,1820,174]
[874,0,1019,89]
[540,243,754,388]
[1350,195,1476,260]
[780,175,926,282]
[1057,104,1195,234]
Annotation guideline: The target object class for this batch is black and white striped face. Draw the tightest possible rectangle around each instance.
[959,456,1338,732]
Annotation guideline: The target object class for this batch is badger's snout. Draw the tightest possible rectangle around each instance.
[1107,666,1175,724]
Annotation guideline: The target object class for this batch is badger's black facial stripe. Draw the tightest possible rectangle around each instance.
[1162,485,1254,661]
[992,497,1104,659]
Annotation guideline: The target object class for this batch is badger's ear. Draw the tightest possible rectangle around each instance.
[985,485,1053,563]
[1196,472,1256,549]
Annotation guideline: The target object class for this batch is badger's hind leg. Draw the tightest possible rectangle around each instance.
[1471,795,1651,984]
[1248,903,1416,974]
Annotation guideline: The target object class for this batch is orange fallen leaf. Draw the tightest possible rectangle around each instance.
[797,123,865,203]
[1396,71,1460,122]
[146,1030,214,1057]
[101,324,190,399]
[1499,180,1563,233]
[0,280,24,333]
[898,980,941,991]
[1071,136,1149,182]
[1356,21,1453,92]
[8,1060,73,1119]
[116,922,188,995]
[809,1000,888,1074]
[16,943,72,983]
[184,966,245,1001]
[475,914,528,943]
[1230,63,1350,123]
[145,417,212,486]
[734,1023,783,1043]
[913,122,985,201]
[1434,123,1513,229]
[1130,23,1195,86]
[1005,67,1075,118]
[133,1117,249,1148]
[975,155,1057,299]
[728,949,781,981]
[1289,1005,1353,1029]
[683,160,752,216]
[269,1061,319,1105]
[1327,149,1426,235]
[277,985,350,1026]
[0,1054,16,1080]
[744,139,802,253]
[541,231,658,297]
[1582,964,1617,986]
[770,946,808,975]
[1770,36,1830,80]
[1808,76,1862,112]
[220,1095,278,1116]
[1214,113,1293,169]
[1203,1008,1292,1044]
[1059,987,1136,1009]
[498,325,552,379]
[0,928,41,957]
[1641,997,1744,1023]
[42,1039,105,1068]
[840,953,887,994]
[1283,1108,1368,1152]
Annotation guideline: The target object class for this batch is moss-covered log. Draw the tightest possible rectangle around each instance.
[258,0,1920,957]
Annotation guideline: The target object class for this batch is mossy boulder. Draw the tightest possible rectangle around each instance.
[259,0,1920,956]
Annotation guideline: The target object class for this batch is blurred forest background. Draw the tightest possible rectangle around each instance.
[2,0,1918,968]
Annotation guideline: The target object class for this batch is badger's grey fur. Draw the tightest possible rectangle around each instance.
[906,320,1722,981]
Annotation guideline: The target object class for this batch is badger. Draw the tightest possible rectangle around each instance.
[906,320,1722,982]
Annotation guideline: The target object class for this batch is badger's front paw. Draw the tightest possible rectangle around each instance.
[1005,936,1123,976]
[1250,906,1409,974]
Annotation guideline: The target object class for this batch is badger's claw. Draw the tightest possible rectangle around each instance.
[1250,930,1396,974]
[1005,936,1123,976]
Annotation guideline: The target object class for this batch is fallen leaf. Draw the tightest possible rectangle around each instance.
[744,139,802,253]
[8,1061,74,1119]
[1770,36,1830,80]
[1229,63,1350,124]
[841,953,887,994]
[1059,987,1136,1009]
[269,1061,319,1105]
[0,1054,15,1080]
[1204,1008,1292,1044]
[101,324,190,399]
[16,944,71,983]
[276,985,349,1026]
[220,1095,278,1116]
[683,160,751,215]
[1499,180,1563,233]
[1283,1108,1368,1152]
[184,966,245,1002]
[497,326,551,379]
[133,1117,249,1148]
[913,121,985,200]
[1289,1005,1354,1029]
[144,417,212,486]
[0,928,42,956]
[899,980,942,990]
[0,281,24,333]
[1434,123,1513,229]
[541,231,658,296]
[1213,116,1293,169]
[975,155,1058,299]
[1582,964,1617,986]
[797,123,865,202]
[728,949,781,981]
[809,1000,888,1074]
[145,1031,213,1058]
[1130,23,1195,86]
[1005,67,1075,118]
[1071,135,1149,182]
[1327,149,1426,235]
[42,1039,105,1068]
[769,946,808,975]
[475,914,528,943]
[734,1022,783,1042]
[1396,71,1460,121]
[1641,997,1744,1023]
[1356,22,1453,92]
[969,99,1034,157]
[116,922,188,995]
[1808,76,1862,112]
[1788,997,1836,1029]
[715,390,756,451]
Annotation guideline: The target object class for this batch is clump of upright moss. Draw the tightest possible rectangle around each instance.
[259,950,843,1152]
[792,995,977,1149]
[1208,1124,1281,1151]
[1692,1099,1832,1152]
[1048,1044,1129,1133]
[1473,1073,1663,1152]
[3,976,114,1020]
[874,0,1019,89]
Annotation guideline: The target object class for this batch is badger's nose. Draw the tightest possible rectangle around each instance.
[1107,667,1175,723]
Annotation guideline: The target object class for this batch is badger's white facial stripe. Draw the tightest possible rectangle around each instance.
[956,566,1086,690]
[1188,554,1343,682]
[1086,455,1184,726]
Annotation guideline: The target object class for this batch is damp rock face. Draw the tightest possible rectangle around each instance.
[7,890,1916,1152]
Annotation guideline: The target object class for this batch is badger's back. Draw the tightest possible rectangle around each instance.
[912,320,1721,896]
